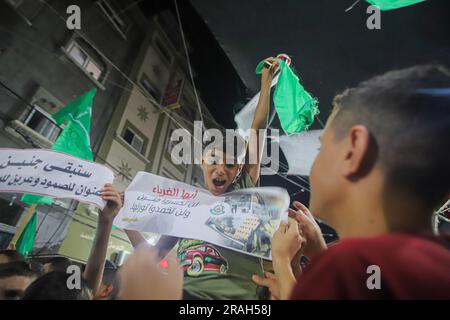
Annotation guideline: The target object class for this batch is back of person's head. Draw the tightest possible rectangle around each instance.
[43,256,72,273]
[102,260,117,286]
[94,260,118,300]
[0,250,25,265]
[21,271,92,300]
[0,261,41,300]
[310,65,450,235]
[330,65,449,211]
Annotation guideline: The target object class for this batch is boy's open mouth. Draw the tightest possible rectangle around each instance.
[212,178,227,187]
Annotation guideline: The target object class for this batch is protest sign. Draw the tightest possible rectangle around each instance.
[114,172,290,260]
[0,148,114,209]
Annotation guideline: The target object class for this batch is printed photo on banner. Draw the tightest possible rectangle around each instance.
[114,172,289,259]
[206,191,282,258]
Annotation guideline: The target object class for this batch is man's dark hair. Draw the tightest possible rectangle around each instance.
[0,261,40,279]
[45,256,72,273]
[0,261,42,300]
[331,65,450,210]
[0,250,25,264]
[102,260,117,286]
[107,268,121,300]
[203,128,247,164]
[21,271,92,300]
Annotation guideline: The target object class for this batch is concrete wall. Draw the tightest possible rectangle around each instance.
[0,0,148,255]
[0,0,147,154]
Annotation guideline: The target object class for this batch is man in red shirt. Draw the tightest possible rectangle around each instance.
[254,65,450,299]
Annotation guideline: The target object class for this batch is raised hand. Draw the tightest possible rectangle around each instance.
[271,217,305,263]
[99,183,122,225]
[261,57,280,85]
[288,201,327,259]
[117,246,183,300]
[252,271,280,300]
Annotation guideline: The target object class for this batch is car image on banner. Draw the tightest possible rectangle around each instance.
[179,244,228,276]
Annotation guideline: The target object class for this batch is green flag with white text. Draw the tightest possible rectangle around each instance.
[21,88,97,205]
[366,0,425,11]
[256,58,318,135]
[15,210,37,256]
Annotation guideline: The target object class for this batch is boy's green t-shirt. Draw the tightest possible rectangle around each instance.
[178,170,267,299]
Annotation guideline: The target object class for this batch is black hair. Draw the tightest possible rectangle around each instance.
[102,260,117,286]
[107,267,121,300]
[0,250,25,263]
[331,65,450,210]
[0,261,41,279]
[202,128,247,164]
[45,256,72,273]
[21,271,92,300]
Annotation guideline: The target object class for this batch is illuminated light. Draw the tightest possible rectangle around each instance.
[159,260,169,268]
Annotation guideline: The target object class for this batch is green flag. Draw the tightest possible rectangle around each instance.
[21,88,97,205]
[256,58,318,135]
[50,88,96,161]
[15,210,37,256]
[366,0,425,11]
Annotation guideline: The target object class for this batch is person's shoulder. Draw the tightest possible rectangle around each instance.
[333,233,450,252]
[306,237,367,270]
[297,233,450,299]
[314,233,450,268]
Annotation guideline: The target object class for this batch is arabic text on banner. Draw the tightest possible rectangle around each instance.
[0,148,114,209]
[114,172,289,260]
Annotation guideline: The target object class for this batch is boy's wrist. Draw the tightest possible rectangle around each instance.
[261,77,272,89]
[98,213,115,228]
[272,255,291,272]
[305,238,327,259]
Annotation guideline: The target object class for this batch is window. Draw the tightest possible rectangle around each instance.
[67,41,104,81]
[140,73,162,103]
[4,0,43,27]
[154,37,172,63]
[5,0,24,8]
[85,60,103,80]
[0,196,24,227]
[123,127,144,154]
[67,43,87,66]
[96,0,131,40]
[21,106,62,143]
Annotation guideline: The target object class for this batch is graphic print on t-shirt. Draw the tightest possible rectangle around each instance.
[178,239,229,276]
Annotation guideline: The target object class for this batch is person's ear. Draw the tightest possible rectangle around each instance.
[342,125,370,178]
[200,157,205,169]
[104,284,113,297]
[98,284,113,299]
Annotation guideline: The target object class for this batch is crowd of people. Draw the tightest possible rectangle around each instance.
[0,61,449,300]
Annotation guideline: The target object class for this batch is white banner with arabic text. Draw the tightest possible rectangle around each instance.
[114,172,289,259]
[0,148,114,208]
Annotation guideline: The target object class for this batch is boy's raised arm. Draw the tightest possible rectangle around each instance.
[83,184,122,295]
[246,57,279,184]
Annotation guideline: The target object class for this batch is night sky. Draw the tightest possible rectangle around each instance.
[139,0,450,212]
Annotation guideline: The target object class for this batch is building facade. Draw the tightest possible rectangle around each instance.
[94,11,220,253]
[0,0,147,262]
[0,1,220,264]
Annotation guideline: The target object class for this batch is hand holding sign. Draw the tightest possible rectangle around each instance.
[288,201,327,260]
[99,183,122,224]
[115,172,289,260]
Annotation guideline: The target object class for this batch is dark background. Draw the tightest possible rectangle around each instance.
[141,0,450,207]
[144,0,450,129]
